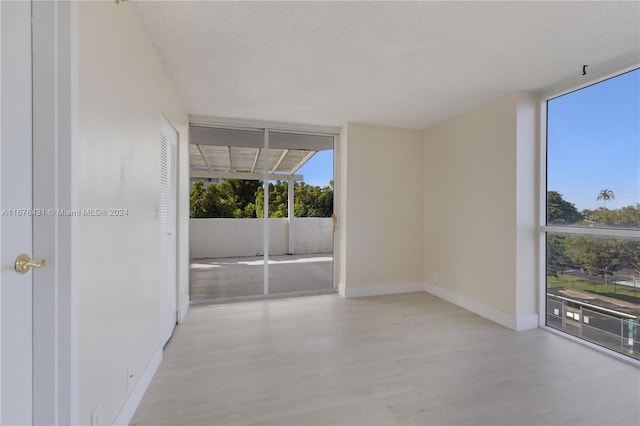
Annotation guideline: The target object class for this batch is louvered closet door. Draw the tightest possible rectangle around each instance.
[160,117,178,345]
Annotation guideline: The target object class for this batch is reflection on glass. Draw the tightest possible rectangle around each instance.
[546,233,640,359]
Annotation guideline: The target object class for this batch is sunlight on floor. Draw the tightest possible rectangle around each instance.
[190,254,334,300]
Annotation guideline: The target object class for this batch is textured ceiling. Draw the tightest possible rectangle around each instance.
[131,1,640,129]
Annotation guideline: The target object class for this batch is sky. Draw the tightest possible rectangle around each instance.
[547,68,639,211]
[297,149,333,187]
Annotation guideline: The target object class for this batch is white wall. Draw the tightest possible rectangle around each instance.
[190,218,333,258]
[76,2,189,424]
[335,125,348,293]
[423,92,538,330]
[295,217,334,254]
[338,123,425,297]
[515,93,538,328]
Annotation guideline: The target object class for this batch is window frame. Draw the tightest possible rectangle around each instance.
[538,64,640,364]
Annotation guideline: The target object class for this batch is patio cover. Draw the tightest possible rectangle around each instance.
[190,126,334,181]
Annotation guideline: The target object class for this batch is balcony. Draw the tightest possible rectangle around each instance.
[190,217,334,301]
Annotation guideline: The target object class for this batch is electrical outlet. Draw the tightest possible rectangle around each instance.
[127,368,135,391]
[433,273,439,284]
[91,403,102,426]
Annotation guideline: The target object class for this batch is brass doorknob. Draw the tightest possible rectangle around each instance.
[15,254,46,274]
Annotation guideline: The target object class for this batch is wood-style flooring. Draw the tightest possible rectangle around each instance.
[131,293,640,426]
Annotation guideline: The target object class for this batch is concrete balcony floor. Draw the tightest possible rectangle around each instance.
[190,253,334,301]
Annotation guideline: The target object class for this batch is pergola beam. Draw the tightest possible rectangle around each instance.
[271,149,289,173]
[191,170,303,181]
[250,148,260,173]
[196,145,213,172]
[227,146,233,171]
[290,151,316,174]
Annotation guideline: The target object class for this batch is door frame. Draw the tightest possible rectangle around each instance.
[31,2,77,424]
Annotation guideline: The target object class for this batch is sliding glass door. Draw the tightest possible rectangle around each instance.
[189,125,335,302]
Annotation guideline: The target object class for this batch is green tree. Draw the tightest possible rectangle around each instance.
[294,181,334,217]
[547,234,572,278]
[255,182,289,218]
[190,179,260,218]
[203,183,236,218]
[620,239,640,276]
[255,180,334,218]
[190,180,208,217]
[216,179,261,218]
[547,191,583,224]
[597,189,615,207]
[589,204,640,227]
[565,236,624,289]
[192,179,333,218]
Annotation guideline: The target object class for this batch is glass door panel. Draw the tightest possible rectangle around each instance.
[266,133,335,295]
[189,127,264,301]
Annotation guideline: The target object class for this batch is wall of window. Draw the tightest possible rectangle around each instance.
[544,68,640,359]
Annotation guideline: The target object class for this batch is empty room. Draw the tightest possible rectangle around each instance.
[1,1,639,425]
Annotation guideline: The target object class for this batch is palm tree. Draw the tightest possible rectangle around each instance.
[596,189,615,207]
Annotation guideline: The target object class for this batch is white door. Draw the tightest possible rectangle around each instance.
[1,1,37,424]
[160,117,178,345]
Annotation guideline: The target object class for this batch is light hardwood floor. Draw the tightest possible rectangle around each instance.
[131,293,640,426]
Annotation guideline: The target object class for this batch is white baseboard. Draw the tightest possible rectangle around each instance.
[338,281,346,298]
[515,313,539,331]
[326,281,539,331]
[343,281,425,298]
[424,281,538,331]
[178,297,189,324]
[112,345,163,426]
